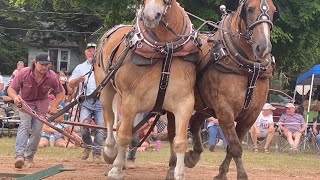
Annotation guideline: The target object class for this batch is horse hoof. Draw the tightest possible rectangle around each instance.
[103,148,117,164]
[214,175,228,180]
[184,150,200,168]
[174,174,185,180]
[165,169,175,180]
[108,167,124,180]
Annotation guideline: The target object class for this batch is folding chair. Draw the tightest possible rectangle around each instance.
[246,130,267,151]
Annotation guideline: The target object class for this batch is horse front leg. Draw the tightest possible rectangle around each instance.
[108,100,136,180]
[214,120,242,180]
[172,98,194,180]
[184,112,207,168]
[100,83,117,164]
[166,112,176,180]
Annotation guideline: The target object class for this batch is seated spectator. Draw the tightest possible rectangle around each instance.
[250,103,276,153]
[207,116,227,152]
[313,117,320,147]
[38,106,81,148]
[1,79,19,118]
[303,92,320,123]
[137,117,157,152]
[278,103,306,152]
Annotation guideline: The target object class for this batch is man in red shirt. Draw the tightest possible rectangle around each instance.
[8,52,65,169]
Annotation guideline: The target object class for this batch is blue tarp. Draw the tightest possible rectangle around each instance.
[296,64,320,85]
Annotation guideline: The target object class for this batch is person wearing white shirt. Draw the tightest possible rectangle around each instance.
[251,103,276,153]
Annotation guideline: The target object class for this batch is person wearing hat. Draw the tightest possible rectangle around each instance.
[250,103,276,153]
[278,102,306,153]
[8,52,65,169]
[69,43,106,163]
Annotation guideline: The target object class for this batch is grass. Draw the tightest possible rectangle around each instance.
[1,136,319,173]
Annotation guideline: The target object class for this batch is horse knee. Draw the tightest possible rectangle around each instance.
[173,139,187,152]
[228,143,243,158]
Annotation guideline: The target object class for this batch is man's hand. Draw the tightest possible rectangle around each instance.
[78,75,86,83]
[13,95,22,107]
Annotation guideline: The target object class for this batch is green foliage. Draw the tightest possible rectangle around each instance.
[1,0,320,91]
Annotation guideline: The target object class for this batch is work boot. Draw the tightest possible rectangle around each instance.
[14,157,24,169]
[209,144,215,152]
[81,148,92,160]
[92,154,102,164]
[25,159,35,168]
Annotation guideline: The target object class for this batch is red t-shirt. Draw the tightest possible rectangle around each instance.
[11,67,64,115]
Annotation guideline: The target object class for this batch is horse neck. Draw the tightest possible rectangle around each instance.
[230,14,255,60]
[151,3,184,41]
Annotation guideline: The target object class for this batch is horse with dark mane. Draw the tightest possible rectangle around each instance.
[94,0,200,179]
[167,0,278,179]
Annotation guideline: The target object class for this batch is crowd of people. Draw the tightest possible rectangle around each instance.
[2,42,320,170]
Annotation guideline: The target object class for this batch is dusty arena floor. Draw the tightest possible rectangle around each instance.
[0,156,319,180]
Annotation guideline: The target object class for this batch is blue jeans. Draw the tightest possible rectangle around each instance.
[208,125,228,149]
[316,134,320,148]
[15,110,44,160]
[80,99,105,155]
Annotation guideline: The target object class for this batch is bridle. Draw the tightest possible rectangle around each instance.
[140,0,172,16]
[238,0,276,41]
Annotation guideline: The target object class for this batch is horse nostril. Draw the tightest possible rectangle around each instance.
[155,12,162,20]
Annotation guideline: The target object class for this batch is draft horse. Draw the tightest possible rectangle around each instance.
[94,0,200,179]
[168,0,278,179]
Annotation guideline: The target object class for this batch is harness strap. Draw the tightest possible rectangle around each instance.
[132,42,174,146]
[137,114,161,147]
[153,42,174,112]
[243,63,261,109]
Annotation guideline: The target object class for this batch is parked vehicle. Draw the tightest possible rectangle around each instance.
[267,89,294,122]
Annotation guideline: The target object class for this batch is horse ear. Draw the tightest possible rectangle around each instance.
[226,0,240,11]
[272,0,280,21]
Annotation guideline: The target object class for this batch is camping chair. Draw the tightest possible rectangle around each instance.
[246,130,267,152]
[278,128,312,154]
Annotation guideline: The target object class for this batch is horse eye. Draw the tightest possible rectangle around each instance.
[247,7,255,14]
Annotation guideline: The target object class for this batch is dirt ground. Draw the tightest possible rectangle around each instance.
[0,156,319,180]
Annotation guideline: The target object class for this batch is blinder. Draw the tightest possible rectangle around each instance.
[240,0,280,23]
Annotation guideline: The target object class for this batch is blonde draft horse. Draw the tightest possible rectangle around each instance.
[168,0,278,180]
[94,0,198,179]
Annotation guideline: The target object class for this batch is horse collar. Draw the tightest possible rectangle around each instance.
[131,5,201,59]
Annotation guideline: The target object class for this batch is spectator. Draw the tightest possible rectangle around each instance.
[250,103,276,153]
[1,79,19,117]
[278,103,306,153]
[8,53,65,169]
[38,106,81,148]
[303,92,320,123]
[69,43,105,163]
[58,71,74,105]
[11,61,25,78]
[313,117,320,147]
[207,117,227,152]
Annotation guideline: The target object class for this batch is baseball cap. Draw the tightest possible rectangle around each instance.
[285,103,295,108]
[35,53,51,64]
[86,42,97,49]
[262,103,276,110]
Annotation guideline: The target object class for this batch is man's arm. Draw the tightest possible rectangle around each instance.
[48,90,65,114]
[69,76,85,89]
[7,86,21,106]
[0,83,3,91]
[313,121,318,135]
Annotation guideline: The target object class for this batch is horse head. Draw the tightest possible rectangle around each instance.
[236,0,279,60]
[140,0,173,28]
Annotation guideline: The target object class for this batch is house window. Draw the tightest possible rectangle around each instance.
[48,49,70,72]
